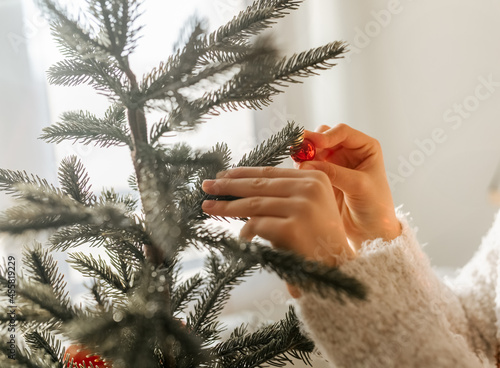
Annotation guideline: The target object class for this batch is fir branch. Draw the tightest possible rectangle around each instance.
[139,20,207,101]
[24,330,64,364]
[195,227,367,300]
[148,116,172,144]
[0,306,27,325]
[40,0,109,55]
[45,58,127,96]
[146,41,277,140]
[49,224,117,250]
[187,254,256,344]
[242,242,366,300]
[40,105,132,148]
[140,5,283,106]
[157,82,275,133]
[58,156,95,205]
[171,273,204,314]
[141,60,237,105]
[197,35,277,67]
[0,169,58,198]
[0,293,57,331]
[271,41,347,83]
[179,123,300,223]
[177,142,232,222]
[0,204,90,234]
[132,142,210,262]
[0,339,52,368]
[2,278,76,322]
[127,174,139,192]
[88,0,144,57]
[42,0,142,61]
[0,187,131,235]
[65,289,206,368]
[109,239,146,266]
[22,243,71,310]
[172,15,206,54]
[214,307,314,368]
[68,252,129,293]
[162,41,346,131]
[89,281,110,310]
[98,188,138,213]
[46,15,131,98]
[236,121,302,167]
[206,0,302,47]
[46,59,94,86]
[107,249,134,290]
[49,223,147,264]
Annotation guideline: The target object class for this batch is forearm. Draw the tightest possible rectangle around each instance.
[294,210,490,367]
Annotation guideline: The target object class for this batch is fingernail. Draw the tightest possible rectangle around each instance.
[202,180,215,191]
[202,200,216,209]
[216,171,227,179]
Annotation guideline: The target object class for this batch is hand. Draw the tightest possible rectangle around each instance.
[201,167,356,297]
[297,124,401,249]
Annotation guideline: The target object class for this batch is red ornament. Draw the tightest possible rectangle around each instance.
[291,138,316,162]
[65,345,112,368]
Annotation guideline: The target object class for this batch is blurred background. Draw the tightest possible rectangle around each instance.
[263,0,500,270]
[1,0,500,365]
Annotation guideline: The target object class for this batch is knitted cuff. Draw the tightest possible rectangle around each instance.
[293,208,483,368]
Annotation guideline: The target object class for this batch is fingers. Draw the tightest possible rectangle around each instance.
[293,125,331,168]
[202,177,300,198]
[299,160,366,195]
[205,169,329,201]
[202,197,292,218]
[315,124,330,133]
[304,123,379,151]
[239,216,292,246]
[216,166,304,180]
[286,283,302,298]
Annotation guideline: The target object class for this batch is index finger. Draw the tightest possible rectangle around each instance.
[304,123,377,150]
[216,166,306,179]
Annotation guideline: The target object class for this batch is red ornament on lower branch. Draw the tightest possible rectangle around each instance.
[65,345,112,368]
[291,138,316,163]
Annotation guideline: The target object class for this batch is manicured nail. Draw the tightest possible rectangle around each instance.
[202,180,216,191]
[202,200,216,209]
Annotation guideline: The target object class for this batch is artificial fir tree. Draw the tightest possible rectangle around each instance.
[0,1,366,367]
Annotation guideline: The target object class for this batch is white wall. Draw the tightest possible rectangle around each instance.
[261,0,500,268]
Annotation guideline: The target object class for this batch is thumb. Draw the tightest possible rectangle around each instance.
[299,161,364,195]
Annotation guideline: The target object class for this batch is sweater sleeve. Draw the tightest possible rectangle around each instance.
[442,211,500,362]
[294,208,495,368]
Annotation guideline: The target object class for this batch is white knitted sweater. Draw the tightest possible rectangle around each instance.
[295,208,500,367]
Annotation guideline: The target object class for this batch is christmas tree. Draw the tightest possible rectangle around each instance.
[0,1,366,367]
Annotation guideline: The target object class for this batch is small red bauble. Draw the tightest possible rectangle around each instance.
[291,138,316,163]
[65,345,112,367]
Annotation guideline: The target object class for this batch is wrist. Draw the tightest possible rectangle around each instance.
[348,217,402,249]
[309,239,355,268]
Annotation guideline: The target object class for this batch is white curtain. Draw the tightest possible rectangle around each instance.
[0,0,56,257]
[0,0,55,194]
[257,0,500,268]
